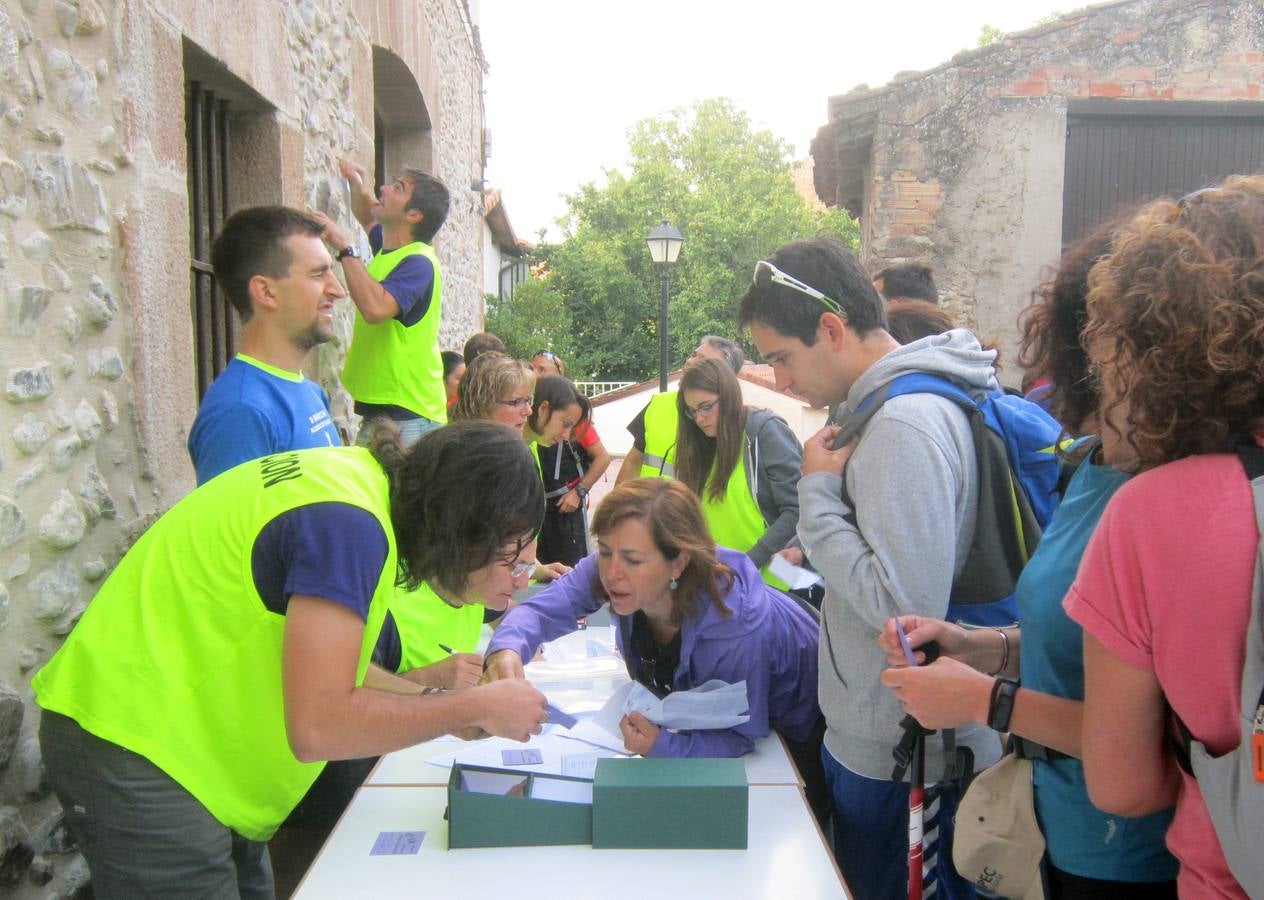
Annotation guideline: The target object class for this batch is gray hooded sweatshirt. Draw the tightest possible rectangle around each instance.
[741,407,802,568]
[798,329,1003,781]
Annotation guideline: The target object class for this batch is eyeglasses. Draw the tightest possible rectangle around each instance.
[510,561,536,580]
[533,350,559,361]
[497,396,532,409]
[684,399,719,420]
[753,259,846,318]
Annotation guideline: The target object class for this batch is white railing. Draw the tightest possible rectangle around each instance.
[575,381,635,398]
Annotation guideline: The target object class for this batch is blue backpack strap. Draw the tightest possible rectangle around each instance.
[853,373,1037,627]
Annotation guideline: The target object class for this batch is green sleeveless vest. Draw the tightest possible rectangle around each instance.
[342,240,447,422]
[391,581,485,672]
[33,447,396,841]
[639,391,679,478]
[699,433,790,591]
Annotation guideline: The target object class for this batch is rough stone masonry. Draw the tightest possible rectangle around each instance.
[0,1,488,894]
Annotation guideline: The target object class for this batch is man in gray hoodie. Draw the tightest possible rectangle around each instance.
[739,237,999,900]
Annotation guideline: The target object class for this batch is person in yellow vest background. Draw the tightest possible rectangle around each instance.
[674,357,802,589]
[616,334,745,484]
[310,158,450,445]
[33,421,549,898]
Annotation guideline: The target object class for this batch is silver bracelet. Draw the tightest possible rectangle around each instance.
[987,628,1010,677]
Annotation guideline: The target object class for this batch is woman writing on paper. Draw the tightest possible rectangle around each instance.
[482,478,826,819]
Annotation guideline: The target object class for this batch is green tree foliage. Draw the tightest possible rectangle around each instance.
[497,98,858,382]
[977,24,1005,46]
[484,275,575,366]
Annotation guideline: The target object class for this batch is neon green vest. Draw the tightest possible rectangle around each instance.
[33,447,396,841]
[390,581,485,672]
[342,240,447,422]
[699,433,790,591]
[640,390,679,478]
[530,441,544,478]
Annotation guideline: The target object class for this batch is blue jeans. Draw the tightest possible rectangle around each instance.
[355,415,442,448]
[821,745,977,900]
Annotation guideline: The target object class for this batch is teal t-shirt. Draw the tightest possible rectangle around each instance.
[1019,451,1178,882]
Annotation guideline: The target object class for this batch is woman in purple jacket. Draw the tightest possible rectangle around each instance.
[484,477,826,819]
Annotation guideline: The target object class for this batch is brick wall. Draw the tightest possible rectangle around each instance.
[816,0,1264,372]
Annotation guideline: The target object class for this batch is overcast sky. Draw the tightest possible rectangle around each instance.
[474,0,1070,240]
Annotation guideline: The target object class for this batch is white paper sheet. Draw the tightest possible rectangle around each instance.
[459,769,528,796]
[424,731,622,774]
[623,679,751,730]
[528,776,593,805]
[768,554,824,590]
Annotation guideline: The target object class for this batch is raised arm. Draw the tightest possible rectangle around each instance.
[308,211,402,324]
[339,158,378,233]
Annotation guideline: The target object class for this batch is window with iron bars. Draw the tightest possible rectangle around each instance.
[185,80,236,401]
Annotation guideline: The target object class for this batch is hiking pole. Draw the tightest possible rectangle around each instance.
[894,712,932,900]
[891,635,940,900]
[909,727,925,900]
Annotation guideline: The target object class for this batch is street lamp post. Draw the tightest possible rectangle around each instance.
[645,219,684,393]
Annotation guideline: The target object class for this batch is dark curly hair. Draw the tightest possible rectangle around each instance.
[369,420,544,595]
[1083,175,1264,471]
[1017,209,1137,435]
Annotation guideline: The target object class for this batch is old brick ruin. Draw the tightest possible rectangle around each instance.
[812,0,1264,374]
[0,1,488,894]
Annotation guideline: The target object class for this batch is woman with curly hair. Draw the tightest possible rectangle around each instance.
[879,210,1178,898]
[1065,176,1264,899]
[448,351,535,434]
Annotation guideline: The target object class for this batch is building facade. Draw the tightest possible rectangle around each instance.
[812,0,1264,374]
[0,0,487,892]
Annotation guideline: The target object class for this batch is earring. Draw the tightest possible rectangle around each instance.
[669,577,679,590]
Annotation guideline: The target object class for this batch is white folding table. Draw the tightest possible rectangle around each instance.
[294,626,849,898]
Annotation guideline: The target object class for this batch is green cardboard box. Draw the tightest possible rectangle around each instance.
[591,757,749,849]
[446,763,594,848]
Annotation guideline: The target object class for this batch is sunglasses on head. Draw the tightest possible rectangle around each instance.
[1169,186,1222,223]
[533,350,559,361]
[752,259,846,318]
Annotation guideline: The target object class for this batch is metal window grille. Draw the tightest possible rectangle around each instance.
[186,81,235,400]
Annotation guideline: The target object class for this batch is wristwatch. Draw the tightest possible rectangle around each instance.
[574,484,589,500]
[335,245,359,262]
[987,676,1020,732]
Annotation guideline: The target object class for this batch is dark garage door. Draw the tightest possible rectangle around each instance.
[1062,100,1264,245]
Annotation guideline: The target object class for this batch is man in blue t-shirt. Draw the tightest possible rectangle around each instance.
[188,207,345,485]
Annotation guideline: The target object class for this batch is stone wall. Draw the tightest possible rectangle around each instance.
[0,0,485,893]
[814,0,1264,376]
